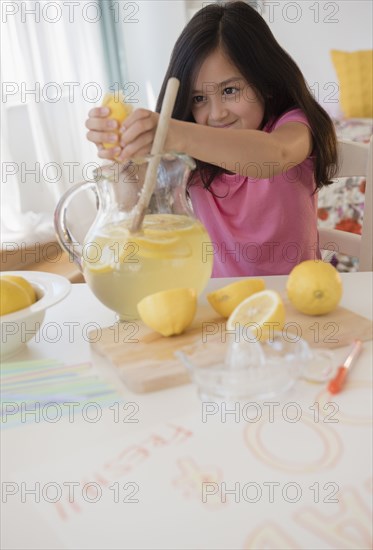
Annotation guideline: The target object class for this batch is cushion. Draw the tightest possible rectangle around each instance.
[331,50,373,118]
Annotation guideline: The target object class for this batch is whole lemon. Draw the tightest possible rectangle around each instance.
[0,278,33,316]
[286,260,343,315]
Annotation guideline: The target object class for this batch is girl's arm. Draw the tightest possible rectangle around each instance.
[118,109,313,178]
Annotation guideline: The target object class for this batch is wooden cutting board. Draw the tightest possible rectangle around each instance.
[89,298,373,394]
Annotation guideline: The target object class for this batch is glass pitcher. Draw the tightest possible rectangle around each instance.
[54,153,213,320]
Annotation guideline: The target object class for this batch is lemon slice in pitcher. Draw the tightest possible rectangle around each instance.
[143,214,190,230]
[134,235,191,259]
[82,242,116,274]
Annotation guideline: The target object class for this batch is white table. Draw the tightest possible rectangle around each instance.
[1,273,372,550]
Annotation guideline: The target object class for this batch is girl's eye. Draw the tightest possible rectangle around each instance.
[192,95,206,104]
[223,86,239,96]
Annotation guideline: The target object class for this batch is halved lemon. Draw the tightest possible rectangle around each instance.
[137,288,197,336]
[207,278,265,318]
[226,290,286,340]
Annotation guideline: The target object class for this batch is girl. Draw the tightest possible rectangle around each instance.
[86,1,338,277]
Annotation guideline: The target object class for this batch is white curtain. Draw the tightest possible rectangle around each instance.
[1,0,108,248]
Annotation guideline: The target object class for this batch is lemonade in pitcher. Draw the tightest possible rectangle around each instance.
[54,153,213,320]
[82,213,212,320]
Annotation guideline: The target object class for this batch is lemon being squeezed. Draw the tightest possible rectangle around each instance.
[102,91,133,150]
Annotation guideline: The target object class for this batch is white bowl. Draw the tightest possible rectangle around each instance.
[0,271,71,360]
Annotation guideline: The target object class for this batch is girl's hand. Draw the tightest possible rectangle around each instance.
[117,109,160,162]
[85,106,122,160]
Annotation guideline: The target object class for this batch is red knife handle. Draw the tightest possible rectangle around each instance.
[328,366,348,394]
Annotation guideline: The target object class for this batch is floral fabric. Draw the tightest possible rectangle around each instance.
[317,118,373,271]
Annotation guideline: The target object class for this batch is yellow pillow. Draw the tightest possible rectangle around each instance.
[331,49,373,118]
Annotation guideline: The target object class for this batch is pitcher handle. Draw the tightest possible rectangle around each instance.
[54,181,98,270]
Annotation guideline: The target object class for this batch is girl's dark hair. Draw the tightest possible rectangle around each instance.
[156,0,338,191]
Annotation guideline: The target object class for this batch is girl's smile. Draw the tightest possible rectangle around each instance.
[191,48,265,131]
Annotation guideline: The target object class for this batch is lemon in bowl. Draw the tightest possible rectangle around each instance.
[1,275,37,315]
[0,272,71,359]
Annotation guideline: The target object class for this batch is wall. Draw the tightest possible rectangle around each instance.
[120,0,372,117]
[261,0,372,117]
[119,0,188,109]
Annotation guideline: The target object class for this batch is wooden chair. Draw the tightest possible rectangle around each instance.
[319,136,373,271]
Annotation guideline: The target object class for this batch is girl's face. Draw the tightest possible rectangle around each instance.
[191,48,264,130]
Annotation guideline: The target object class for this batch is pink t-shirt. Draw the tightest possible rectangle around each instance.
[189,108,320,277]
